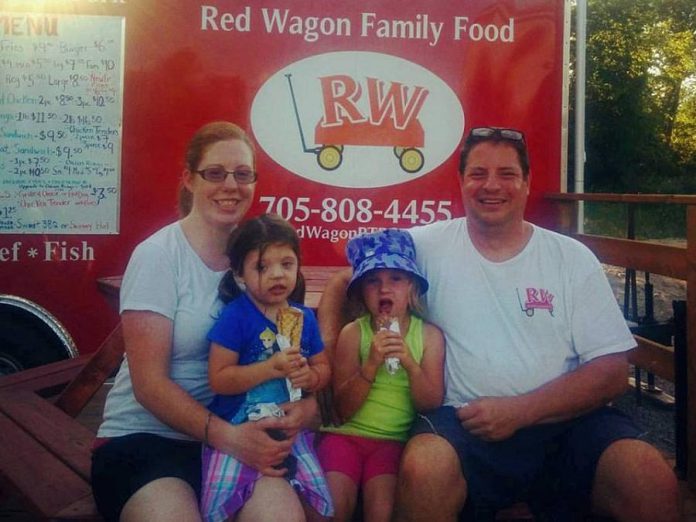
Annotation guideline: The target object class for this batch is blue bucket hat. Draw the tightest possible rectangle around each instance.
[346,229,428,295]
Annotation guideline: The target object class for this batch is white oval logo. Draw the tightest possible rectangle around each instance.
[251,51,464,188]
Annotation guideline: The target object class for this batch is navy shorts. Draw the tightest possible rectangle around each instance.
[411,405,642,518]
[91,433,202,522]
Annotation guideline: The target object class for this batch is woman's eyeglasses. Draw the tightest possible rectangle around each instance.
[195,166,257,184]
[469,127,525,142]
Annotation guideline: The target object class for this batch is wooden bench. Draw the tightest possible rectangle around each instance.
[0,235,692,520]
[0,324,124,520]
[0,388,99,519]
[0,267,339,520]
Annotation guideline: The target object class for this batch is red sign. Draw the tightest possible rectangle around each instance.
[0,1,567,354]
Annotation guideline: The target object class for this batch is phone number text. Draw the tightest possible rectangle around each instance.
[260,196,453,225]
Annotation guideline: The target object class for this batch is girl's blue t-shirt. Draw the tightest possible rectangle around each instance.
[206,293,324,421]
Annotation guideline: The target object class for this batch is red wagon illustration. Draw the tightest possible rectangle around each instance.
[516,288,555,317]
[286,73,426,173]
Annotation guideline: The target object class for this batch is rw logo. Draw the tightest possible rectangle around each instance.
[287,73,429,172]
[251,51,464,189]
[516,288,555,317]
[319,75,429,131]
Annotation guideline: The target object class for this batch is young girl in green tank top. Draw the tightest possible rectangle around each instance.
[317,228,445,522]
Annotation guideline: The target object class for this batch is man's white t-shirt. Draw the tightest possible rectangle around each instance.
[408,218,636,407]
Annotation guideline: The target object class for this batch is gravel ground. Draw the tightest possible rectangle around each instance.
[603,264,685,456]
[614,373,676,454]
[603,264,686,324]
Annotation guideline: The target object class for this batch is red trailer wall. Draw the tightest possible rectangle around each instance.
[0,1,567,353]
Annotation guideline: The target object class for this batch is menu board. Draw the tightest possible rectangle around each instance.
[0,13,124,234]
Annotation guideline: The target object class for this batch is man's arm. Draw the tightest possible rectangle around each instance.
[457,352,629,441]
[316,267,352,360]
[315,268,352,425]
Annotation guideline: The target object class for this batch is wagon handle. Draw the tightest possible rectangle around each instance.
[285,74,317,154]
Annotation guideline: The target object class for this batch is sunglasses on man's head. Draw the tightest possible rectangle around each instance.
[195,166,257,184]
[469,127,525,142]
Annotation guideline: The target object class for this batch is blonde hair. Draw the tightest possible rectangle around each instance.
[350,270,427,320]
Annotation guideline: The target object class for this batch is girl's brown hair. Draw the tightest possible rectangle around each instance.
[218,214,305,304]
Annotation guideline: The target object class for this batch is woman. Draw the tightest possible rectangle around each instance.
[92,121,319,522]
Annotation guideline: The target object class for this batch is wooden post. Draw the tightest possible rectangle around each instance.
[687,205,696,491]
[554,199,577,235]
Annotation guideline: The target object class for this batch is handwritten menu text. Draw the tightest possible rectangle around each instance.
[0,13,124,234]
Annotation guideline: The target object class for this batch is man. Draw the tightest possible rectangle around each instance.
[318,127,679,521]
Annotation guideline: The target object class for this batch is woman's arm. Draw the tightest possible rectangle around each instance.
[207,412,296,476]
[124,310,213,437]
[123,310,291,476]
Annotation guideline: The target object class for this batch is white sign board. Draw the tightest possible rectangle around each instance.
[0,13,124,234]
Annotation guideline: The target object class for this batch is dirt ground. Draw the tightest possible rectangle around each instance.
[603,264,686,323]
[602,263,685,455]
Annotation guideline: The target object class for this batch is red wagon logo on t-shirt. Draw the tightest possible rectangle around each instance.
[517,288,554,317]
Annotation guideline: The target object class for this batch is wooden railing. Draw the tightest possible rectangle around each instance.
[545,192,696,490]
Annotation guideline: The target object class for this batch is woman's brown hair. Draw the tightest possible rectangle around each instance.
[178,121,255,216]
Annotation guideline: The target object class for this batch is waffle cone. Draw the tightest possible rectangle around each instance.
[277,307,303,347]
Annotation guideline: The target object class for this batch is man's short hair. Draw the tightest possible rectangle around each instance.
[459,127,530,178]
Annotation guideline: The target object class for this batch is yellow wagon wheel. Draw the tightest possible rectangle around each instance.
[399,148,424,173]
[393,146,405,159]
[317,145,343,171]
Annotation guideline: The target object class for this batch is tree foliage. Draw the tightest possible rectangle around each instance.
[575,0,696,192]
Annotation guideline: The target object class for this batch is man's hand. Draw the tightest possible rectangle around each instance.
[456,353,629,439]
[456,396,528,441]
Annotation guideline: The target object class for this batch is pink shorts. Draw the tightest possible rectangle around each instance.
[316,432,404,486]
